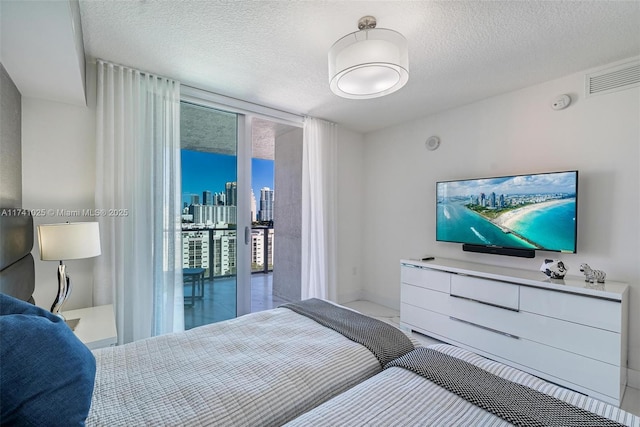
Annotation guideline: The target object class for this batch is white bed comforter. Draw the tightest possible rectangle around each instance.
[86,307,383,426]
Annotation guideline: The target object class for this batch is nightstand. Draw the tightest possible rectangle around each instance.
[62,304,117,350]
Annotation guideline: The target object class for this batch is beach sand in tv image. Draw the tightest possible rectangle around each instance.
[436,171,577,252]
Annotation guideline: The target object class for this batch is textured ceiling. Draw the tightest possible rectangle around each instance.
[9,1,640,135]
[181,102,287,160]
[78,1,640,133]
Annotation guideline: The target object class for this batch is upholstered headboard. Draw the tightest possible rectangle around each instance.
[0,209,35,303]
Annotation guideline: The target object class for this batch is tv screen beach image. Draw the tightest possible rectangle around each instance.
[436,171,577,253]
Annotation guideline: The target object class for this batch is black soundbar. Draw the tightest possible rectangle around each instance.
[462,243,535,258]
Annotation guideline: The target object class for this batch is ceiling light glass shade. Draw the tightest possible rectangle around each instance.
[329,28,409,99]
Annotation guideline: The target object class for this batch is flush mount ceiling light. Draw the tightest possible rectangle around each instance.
[328,15,409,99]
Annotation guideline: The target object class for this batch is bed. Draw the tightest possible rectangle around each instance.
[0,208,35,302]
[85,299,418,426]
[286,343,640,427]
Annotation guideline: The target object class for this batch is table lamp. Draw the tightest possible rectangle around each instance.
[37,222,101,324]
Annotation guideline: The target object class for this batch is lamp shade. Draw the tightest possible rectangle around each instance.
[329,27,409,99]
[38,222,101,261]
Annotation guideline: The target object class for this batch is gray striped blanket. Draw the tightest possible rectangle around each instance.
[281,298,415,367]
[285,344,639,426]
[387,347,626,427]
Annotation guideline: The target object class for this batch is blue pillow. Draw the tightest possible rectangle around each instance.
[0,293,96,426]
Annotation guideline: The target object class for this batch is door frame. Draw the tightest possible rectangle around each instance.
[181,86,303,317]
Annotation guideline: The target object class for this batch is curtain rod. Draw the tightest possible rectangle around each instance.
[92,58,306,127]
[94,58,177,83]
[181,84,305,127]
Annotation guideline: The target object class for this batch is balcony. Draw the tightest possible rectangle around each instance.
[182,225,273,279]
[183,272,287,330]
[181,226,280,330]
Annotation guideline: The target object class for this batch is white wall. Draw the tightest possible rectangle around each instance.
[21,63,97,310]
[336,126,365,303]
[355,58,640,382]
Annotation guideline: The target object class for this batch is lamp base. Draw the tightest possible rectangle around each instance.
[50,263,72,317]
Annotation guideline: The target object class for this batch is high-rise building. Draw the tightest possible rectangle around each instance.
[189,204,237,226]
[211,229,236,276]
[189,205,205,225]
[250,190,257,222]
[203,190,213,205]
[251,228,274,268]
[182,231,210,269]
[190,194,200,206]
[225,182,237,206]
[259,187,274,221]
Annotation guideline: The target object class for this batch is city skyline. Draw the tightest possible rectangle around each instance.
[181,150,274,207]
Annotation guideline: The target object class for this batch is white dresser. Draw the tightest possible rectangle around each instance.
[400,257,629,406]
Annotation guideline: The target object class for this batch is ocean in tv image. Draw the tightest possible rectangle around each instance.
[436,171,577,252]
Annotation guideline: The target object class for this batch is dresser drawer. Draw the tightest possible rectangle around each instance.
[401,284,443,309]
[520,286,621,332]
[404,283,518,331]
[450,274,519,310]
[402,284,620,364]
[401,303,620,401]
[401,265,450,293]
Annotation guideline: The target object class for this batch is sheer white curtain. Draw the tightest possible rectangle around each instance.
[94,60,183,344]
[301,117,338,300]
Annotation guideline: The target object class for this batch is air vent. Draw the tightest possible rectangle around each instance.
[586,60,640,97]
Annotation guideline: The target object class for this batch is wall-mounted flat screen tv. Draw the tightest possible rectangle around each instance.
[436,170,578,256]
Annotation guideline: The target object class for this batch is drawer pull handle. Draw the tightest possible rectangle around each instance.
[449,293,519,312]
[449,316,519,339]
[401,263,426,269]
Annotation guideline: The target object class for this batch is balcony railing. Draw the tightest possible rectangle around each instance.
[181,225,273,280]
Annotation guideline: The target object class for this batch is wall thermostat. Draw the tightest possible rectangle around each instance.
[551,94,571,110]
[425,136,440,151]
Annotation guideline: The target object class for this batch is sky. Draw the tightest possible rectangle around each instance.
[438,171,577,197]
[181,150,274,206]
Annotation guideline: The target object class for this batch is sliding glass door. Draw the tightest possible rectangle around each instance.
[180,102,251,329]
[178,88,303,329]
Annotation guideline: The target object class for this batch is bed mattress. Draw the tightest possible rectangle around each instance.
[87,304,411,426]
[285,344,640,427]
